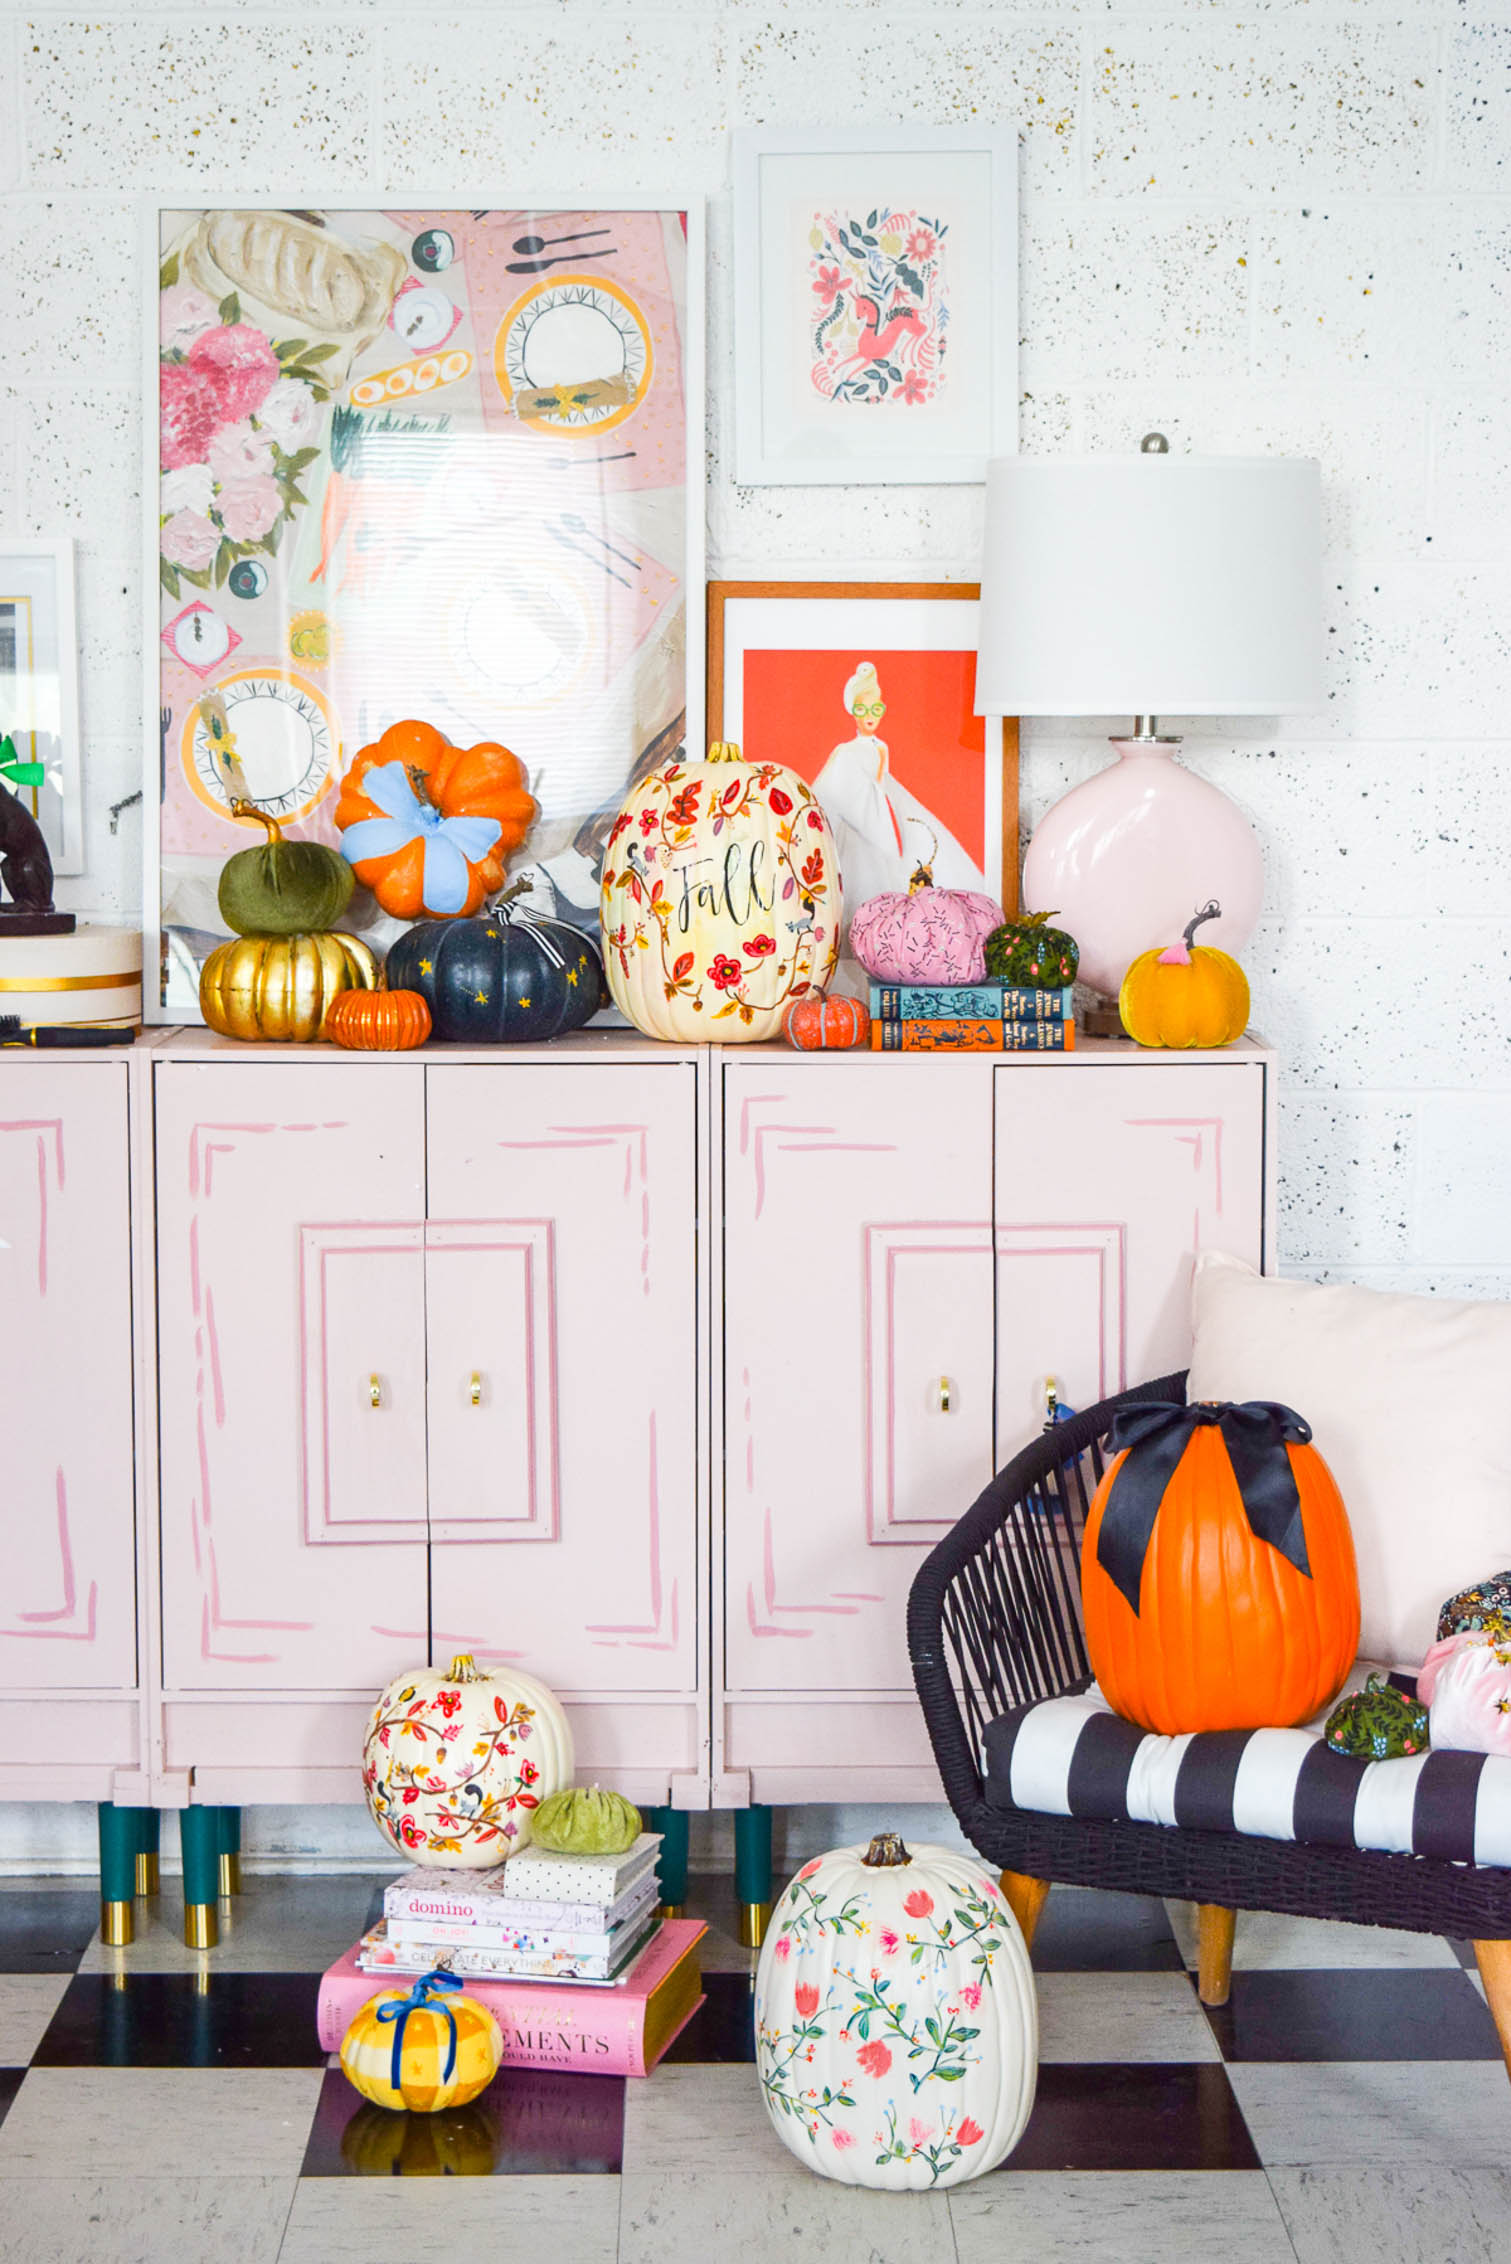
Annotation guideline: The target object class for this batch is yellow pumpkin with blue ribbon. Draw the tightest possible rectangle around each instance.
[340,1973,503,2113]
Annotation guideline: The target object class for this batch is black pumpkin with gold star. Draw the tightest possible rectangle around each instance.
[386,887,604,1043]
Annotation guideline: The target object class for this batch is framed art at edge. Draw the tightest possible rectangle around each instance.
[733,128,1018,486]
[142,197,705,1021]
[707,582,1019,964]
[0,537,83,875]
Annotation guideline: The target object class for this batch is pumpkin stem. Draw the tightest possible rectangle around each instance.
[861,1832,912,1868]
[1183,900,1222,952]
[706,741,742,764]
[906,828,939,894]
[492,878,535,914]
[446,1654,484,1683]
[229,798,284,846]
[405,762,436,808]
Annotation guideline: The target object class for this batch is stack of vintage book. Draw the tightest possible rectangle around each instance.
[868,979,1077,1052]
[318,1836,706,2077]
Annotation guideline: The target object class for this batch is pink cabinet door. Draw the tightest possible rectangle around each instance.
[993,1059,1267,1461]
[0,1062,135,1687]
[155,1061,429,1692]
[723,1058,996,1695]
[424,1063,698,1699]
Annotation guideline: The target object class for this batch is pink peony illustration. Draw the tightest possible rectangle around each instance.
[160,361,222,472]
[161,462,214,517]
[909,2117,931,2148]
[159,509,219,571]
[160,283,218,351]
[878,1929,900,1958]
[959,1983,981,2010]
[208,419,274,484]
[255,376,318,449]
[773,1935,792,1961]
[793,1983,820,2019]
[903,1890,934,1919]
[855,2039,892,2078]
[216,475,282,542]
[188,322,279,423]
[831,2128,855,2150]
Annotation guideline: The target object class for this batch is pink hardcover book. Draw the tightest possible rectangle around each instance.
[317,1916,707,2077]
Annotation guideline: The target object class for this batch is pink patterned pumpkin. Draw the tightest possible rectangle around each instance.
[850,878,1003,985]
[1420,1633,1511,1758]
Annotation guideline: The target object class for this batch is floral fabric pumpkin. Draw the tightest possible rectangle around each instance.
[599,742,840,1042]
[849,861,1001,986]
[341,1974,502,2112]
[755,1833,1037,2190]
[1081,1400,1360,1736]
[362,1653,574,1868]
[335,719,536,921]
[1323,1672,1428,1760]
[1419,1633,1511,1758]
[1438,1570,1511,1648]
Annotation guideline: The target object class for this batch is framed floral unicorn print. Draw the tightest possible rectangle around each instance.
[733,129,1017,485]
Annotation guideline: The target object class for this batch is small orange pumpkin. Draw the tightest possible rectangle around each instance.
[1082,1401,1359,1735]
[1119,899,1249,1049]
[334,719,536,922]
[323,988,432,1051]
[782,994,870,1051]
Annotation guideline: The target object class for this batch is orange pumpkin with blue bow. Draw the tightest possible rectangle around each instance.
[335,719,536,921]
[341,1973,502,2112]
[1081,1400,1360,1735]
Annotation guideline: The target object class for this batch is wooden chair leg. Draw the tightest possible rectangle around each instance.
[1473,1941,1511,2080]
[1196,1904,1236,2006]
[999,1870,1051,1950]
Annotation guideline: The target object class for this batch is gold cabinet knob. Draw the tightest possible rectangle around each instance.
[368,1374,382,1410]
[470,1372,483,1408]
[936,1376,954,1415]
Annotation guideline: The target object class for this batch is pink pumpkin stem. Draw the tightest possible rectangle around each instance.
[1158,898,1222,966]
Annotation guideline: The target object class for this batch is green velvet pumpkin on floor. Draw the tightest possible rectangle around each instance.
[218,801,355,937]
[385,893,603,1043]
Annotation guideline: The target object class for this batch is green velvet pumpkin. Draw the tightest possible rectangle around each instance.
[983,911,1079,988]
[529,1785,642,1856]
[1323,1673,1429,1760]
[218,801,355,938]
[385,895,603,1044]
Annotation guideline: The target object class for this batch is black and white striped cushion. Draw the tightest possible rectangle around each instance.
[982,1682,1511,1868]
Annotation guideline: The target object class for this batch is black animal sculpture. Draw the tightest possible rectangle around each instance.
[0,779,73,935]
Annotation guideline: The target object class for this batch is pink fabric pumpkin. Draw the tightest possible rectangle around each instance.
[851,883,1003,985]
[1420,1632,1511,1757]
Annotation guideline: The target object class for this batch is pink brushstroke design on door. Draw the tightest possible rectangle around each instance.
[587,1411,680,1651]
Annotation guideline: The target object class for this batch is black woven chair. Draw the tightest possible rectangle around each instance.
[907,1371,1511,2071]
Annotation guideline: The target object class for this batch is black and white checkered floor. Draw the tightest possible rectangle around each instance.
[0,1870,1503,2261]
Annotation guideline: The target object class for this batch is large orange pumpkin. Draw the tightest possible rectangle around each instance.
[1082,1400,1359,1735]
[334,719,536,921]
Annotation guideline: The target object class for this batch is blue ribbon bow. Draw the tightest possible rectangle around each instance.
[374,1969,463,2093]
[340,760,503,917]
[1097,1399,1314,1616]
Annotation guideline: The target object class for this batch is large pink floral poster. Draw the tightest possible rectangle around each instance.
[153,206,696,1017]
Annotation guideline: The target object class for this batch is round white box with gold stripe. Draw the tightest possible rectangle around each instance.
[0,925,142,1026]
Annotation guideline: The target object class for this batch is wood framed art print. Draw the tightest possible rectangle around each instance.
[708,582,1019,950]
[145,200,704,1020]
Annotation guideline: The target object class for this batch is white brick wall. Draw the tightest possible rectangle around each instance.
[3,0,1507,1293]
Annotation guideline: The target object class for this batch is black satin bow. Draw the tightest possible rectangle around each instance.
[1096,1400,1314,1616]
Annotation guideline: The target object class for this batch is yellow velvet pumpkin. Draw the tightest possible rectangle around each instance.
[1119,901,1249,1049]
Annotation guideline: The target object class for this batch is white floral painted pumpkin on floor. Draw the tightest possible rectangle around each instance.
[362,1653,574,1869]
[754,1833,1037,2190]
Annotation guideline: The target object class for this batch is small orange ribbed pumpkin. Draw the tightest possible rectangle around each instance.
[323,988,432,1051]
[782,994,870,1050]
[1082,1401,1359,1735]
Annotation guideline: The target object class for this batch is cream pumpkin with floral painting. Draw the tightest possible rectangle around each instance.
[361,1654,573,1869]
[599,742,840,1042]
[754,1834,1037,2190]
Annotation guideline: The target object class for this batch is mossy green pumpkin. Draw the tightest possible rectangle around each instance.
[983,911,1079,989]
[218,801,355,938]
[529,1786,642,1856]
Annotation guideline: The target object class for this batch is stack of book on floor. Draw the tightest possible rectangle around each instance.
[868,979,1076,1051]
[317,1834,706,2076]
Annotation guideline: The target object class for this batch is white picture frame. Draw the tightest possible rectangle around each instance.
[0,536,83,875]
[142,194,706,1022]
[733,127,1018,487]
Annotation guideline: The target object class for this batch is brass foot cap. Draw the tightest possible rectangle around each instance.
[135,1852,160,1898]
[100,1899,134,1948]
[218,1853,241,1898]
[656,1903,686,1921]
[738,1900,772,1950]
[183,1904,218,1950]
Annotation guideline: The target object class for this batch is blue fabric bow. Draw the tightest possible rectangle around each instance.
[1097,1399,1314,1616]
[340,760,502,917]
[375,1969,463,2093]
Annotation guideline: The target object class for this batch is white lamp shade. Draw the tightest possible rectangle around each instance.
[975,454,1323,716]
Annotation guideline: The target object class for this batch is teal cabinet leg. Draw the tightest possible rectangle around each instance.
[179,1806,220,1949]
[135,1810,160,1899]
[735,1805,773,1949]
[643,1806,689,1913]
[217,1806,242,1897]
[97,1803,137,1946]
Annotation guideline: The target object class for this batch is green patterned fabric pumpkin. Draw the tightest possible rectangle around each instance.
[1437,1570,1511,1647]
[1323,1673,1429,1760]
[529,1785,642,1856]
[983,911,1079,988]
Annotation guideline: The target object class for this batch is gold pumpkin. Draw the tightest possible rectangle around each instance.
[1119,901,1249,1049]
[199,931,378,1042]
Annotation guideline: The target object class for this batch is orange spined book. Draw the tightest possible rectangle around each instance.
[870,1018,1075,1052]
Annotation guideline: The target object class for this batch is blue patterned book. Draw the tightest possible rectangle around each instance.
[868,983,1074,1023]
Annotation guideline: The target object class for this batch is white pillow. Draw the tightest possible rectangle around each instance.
[1186,1252,1511,1672]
